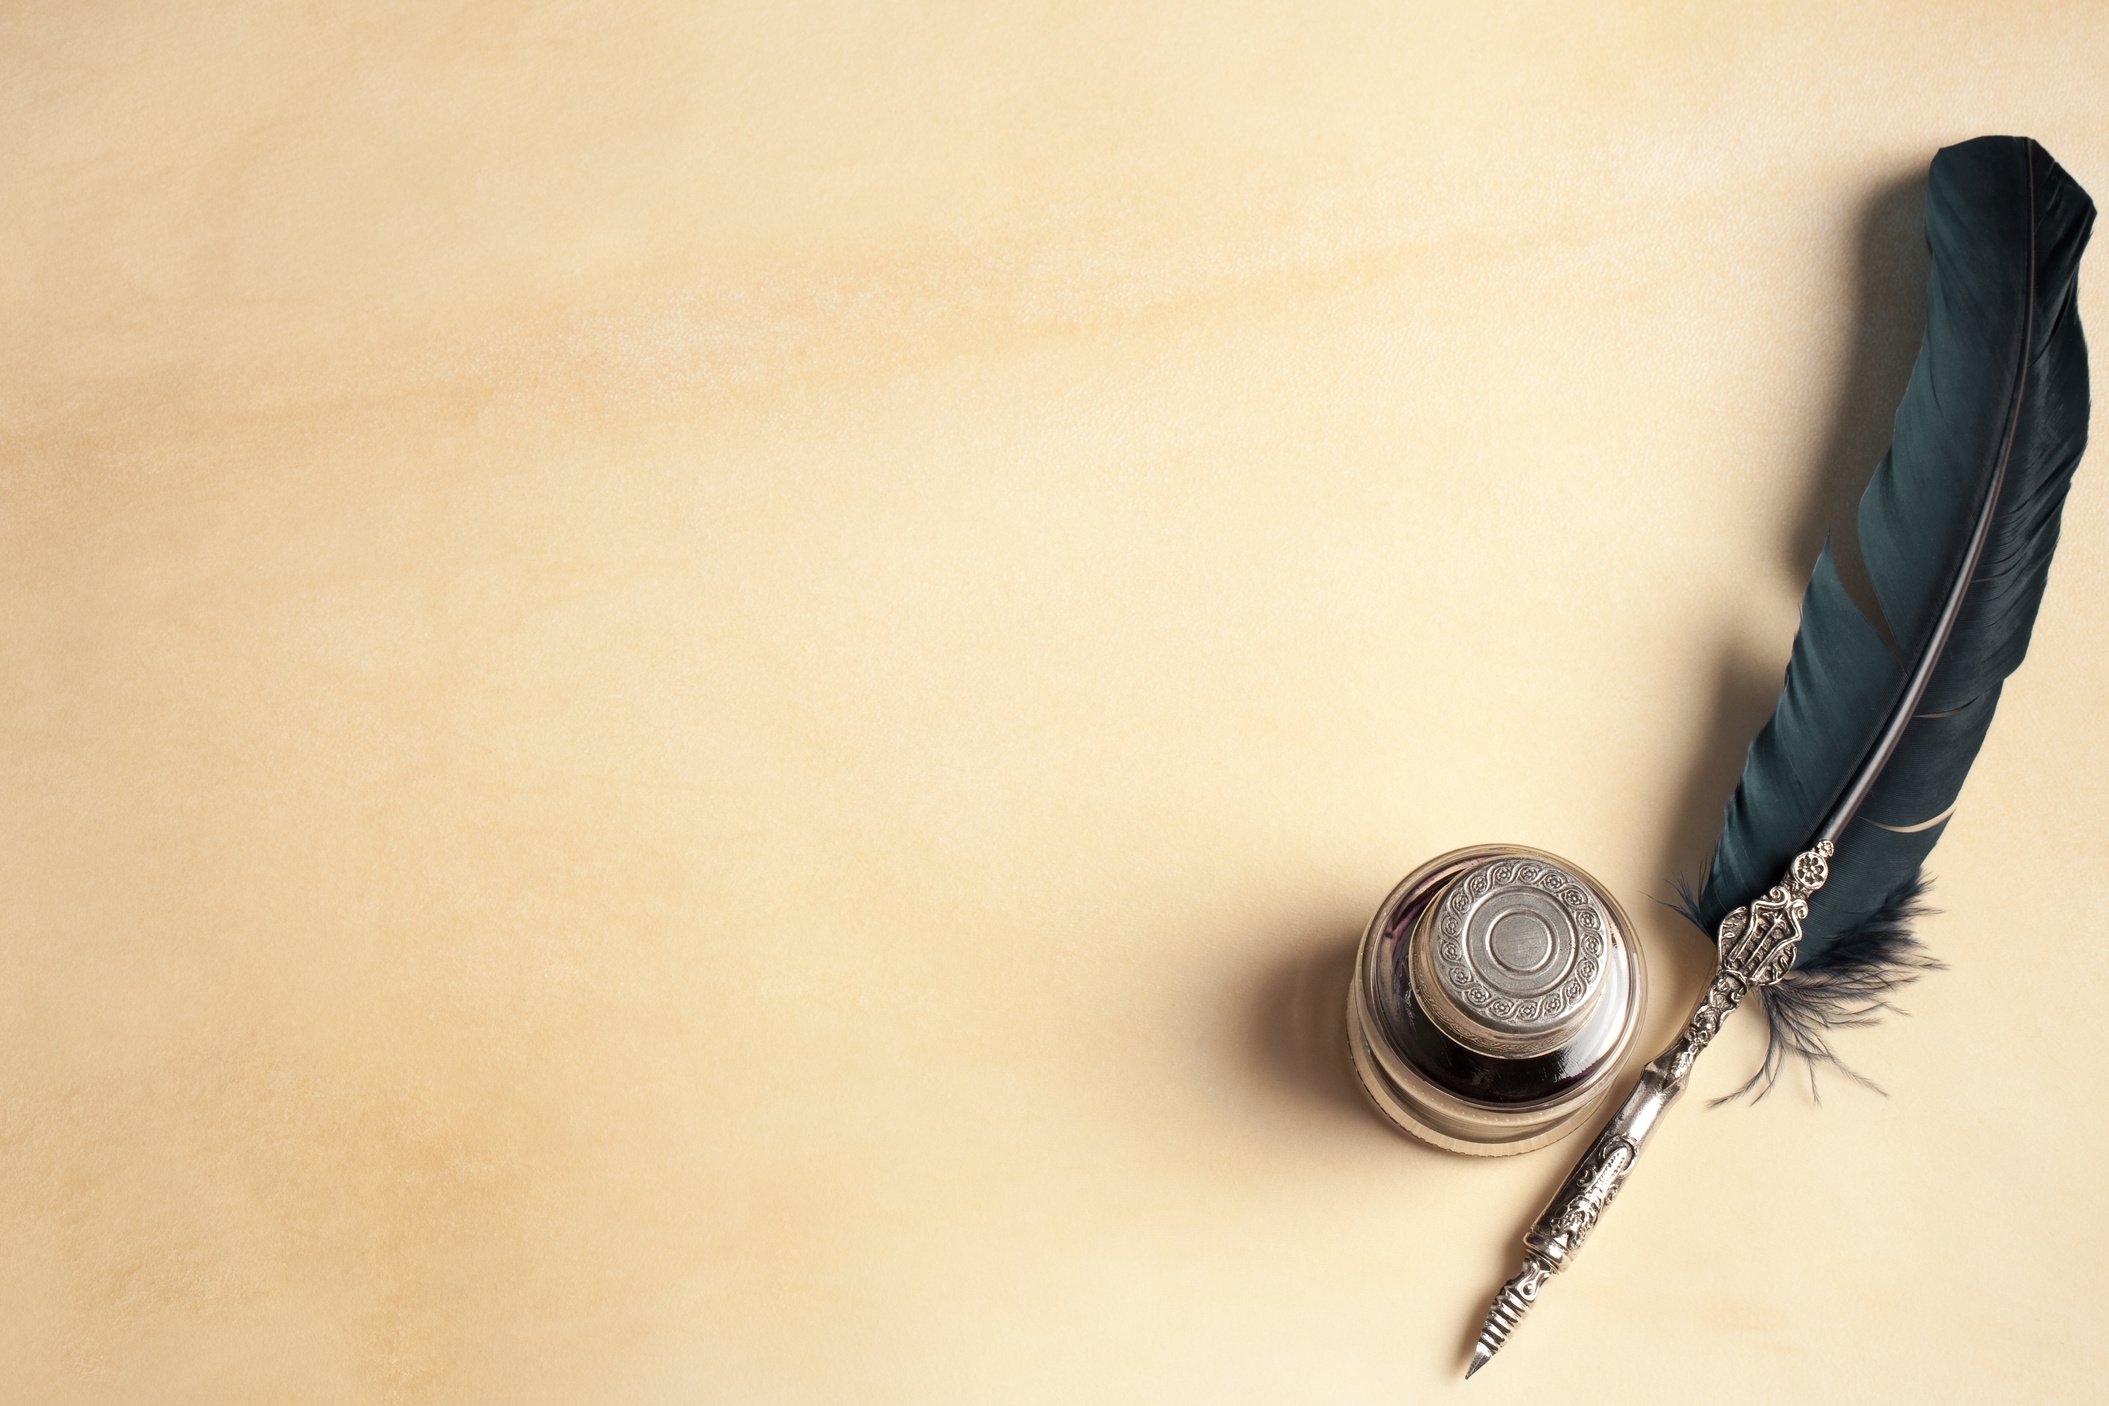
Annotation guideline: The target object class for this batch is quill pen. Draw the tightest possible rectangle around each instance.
[1467,135,2094,1375]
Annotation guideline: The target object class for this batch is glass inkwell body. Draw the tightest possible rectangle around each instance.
[1347,845,1646,1155]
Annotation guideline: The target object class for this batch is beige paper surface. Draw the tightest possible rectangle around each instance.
[5,5,2106,1402]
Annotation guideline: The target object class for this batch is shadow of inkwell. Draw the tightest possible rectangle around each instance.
[1242,918,1383,1133]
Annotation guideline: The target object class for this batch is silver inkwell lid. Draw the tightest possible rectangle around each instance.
[1347,845,1646,1156]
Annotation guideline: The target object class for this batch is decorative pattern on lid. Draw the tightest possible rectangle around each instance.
[1429,856,1609,1042]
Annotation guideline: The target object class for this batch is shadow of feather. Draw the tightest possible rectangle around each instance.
[1652,644,1783,926]
[1659,171,1931,944]
[1781,172,1930,635]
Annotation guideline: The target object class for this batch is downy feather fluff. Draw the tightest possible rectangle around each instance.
[1686,136,2094,1095]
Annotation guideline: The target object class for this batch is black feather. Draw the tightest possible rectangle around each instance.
[1689,137,2093,1092]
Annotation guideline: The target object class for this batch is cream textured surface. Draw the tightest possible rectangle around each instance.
[5,5,2107,1403]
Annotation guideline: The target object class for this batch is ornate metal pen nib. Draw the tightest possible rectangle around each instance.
[1463,842,1832,1378]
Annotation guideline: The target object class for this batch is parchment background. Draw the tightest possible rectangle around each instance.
[5,5,2106,1402]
